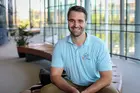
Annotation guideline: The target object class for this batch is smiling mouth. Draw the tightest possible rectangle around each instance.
[73,27,80,30]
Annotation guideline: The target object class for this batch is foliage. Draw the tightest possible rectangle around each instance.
[19,20,29,27]
[91,14,105,24]
[11,24,34,46]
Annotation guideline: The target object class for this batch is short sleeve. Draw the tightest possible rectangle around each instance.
[97,43,112,71]
[51,42,64,68]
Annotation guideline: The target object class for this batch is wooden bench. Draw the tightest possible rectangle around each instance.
[20,43,122,93]
[17,43,53,61]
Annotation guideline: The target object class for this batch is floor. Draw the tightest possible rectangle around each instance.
[0,41,40,93]
[112,56,140,93]
[0,39,140,93]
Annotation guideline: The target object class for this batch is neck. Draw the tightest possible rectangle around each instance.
[71,32,86,46]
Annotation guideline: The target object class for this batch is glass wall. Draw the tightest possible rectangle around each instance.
[12,0,17,27]
[40,0,78,43]
[8,0,13,28]
[0,1,6,28]
[16,0,29,27]
[0,0,7,45]
[43,0,138,61]
[14,0,139,61]
[90,0,136,60]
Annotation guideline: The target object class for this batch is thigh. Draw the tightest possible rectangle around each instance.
[67,80,87,92]
[40,80,87,93]
[41,83,65,93]
[97,85,119,93]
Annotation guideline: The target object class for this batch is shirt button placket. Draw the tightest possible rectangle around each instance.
[76,48,79,62]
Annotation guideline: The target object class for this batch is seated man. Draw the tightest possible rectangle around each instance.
[41,5,119,93]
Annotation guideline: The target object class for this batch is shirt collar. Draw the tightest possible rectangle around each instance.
[67,35,73,44]
[84,33,90,46]
[67,32,90,46]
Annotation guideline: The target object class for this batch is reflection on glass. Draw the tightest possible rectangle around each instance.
[0,4,6,28]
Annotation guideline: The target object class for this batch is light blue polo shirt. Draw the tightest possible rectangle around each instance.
[51,33,112,86]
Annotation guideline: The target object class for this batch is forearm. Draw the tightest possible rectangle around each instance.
[82,77,112,93]
[51,76,79,93]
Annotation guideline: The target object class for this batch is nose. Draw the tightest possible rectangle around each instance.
[74,21,79,27]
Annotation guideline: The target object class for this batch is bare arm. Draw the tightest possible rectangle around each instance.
[50,67,79,93]
[81,70,112,93]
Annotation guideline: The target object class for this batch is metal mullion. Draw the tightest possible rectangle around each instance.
[43,0,46,42]
[125,0,128,60]
[99,0,102,38]
[95,0,97,35]
[112,53,140,61]
[110,0,113,57]
[29,0,32,29]
[47,4,75,8]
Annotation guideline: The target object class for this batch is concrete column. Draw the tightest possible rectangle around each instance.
[120,0,125,56]
[135,0,140,60]
[85,0,91,34]
[105,0,109,47]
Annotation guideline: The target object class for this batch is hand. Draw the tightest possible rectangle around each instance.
[81,90,89,93]
[81,90,95,93]
[71,87,80,93]
[81,91,86,93]
[72,90,80,93]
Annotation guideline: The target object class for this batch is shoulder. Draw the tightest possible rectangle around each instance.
[54,36,68,48]
[89,34,105,47]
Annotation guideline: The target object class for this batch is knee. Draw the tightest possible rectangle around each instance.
[41,84,56,93]
[98,85,119,93]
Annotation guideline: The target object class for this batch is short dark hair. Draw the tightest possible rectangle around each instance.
[67,5,87,21]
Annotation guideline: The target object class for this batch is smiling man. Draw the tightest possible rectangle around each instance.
[41,5,119,93]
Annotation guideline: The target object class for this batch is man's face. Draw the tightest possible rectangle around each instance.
[68,11,86,37]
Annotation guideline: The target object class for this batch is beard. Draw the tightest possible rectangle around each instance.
[68,26,84,37]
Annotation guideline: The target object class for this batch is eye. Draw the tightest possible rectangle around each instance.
[68,19,74,23]
[78,20,84,23]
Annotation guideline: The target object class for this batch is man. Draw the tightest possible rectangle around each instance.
[41,5,119,93]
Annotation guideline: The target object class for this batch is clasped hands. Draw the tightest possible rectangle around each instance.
[71,88,92,93]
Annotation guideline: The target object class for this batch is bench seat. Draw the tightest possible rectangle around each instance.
[17,43,53,61]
